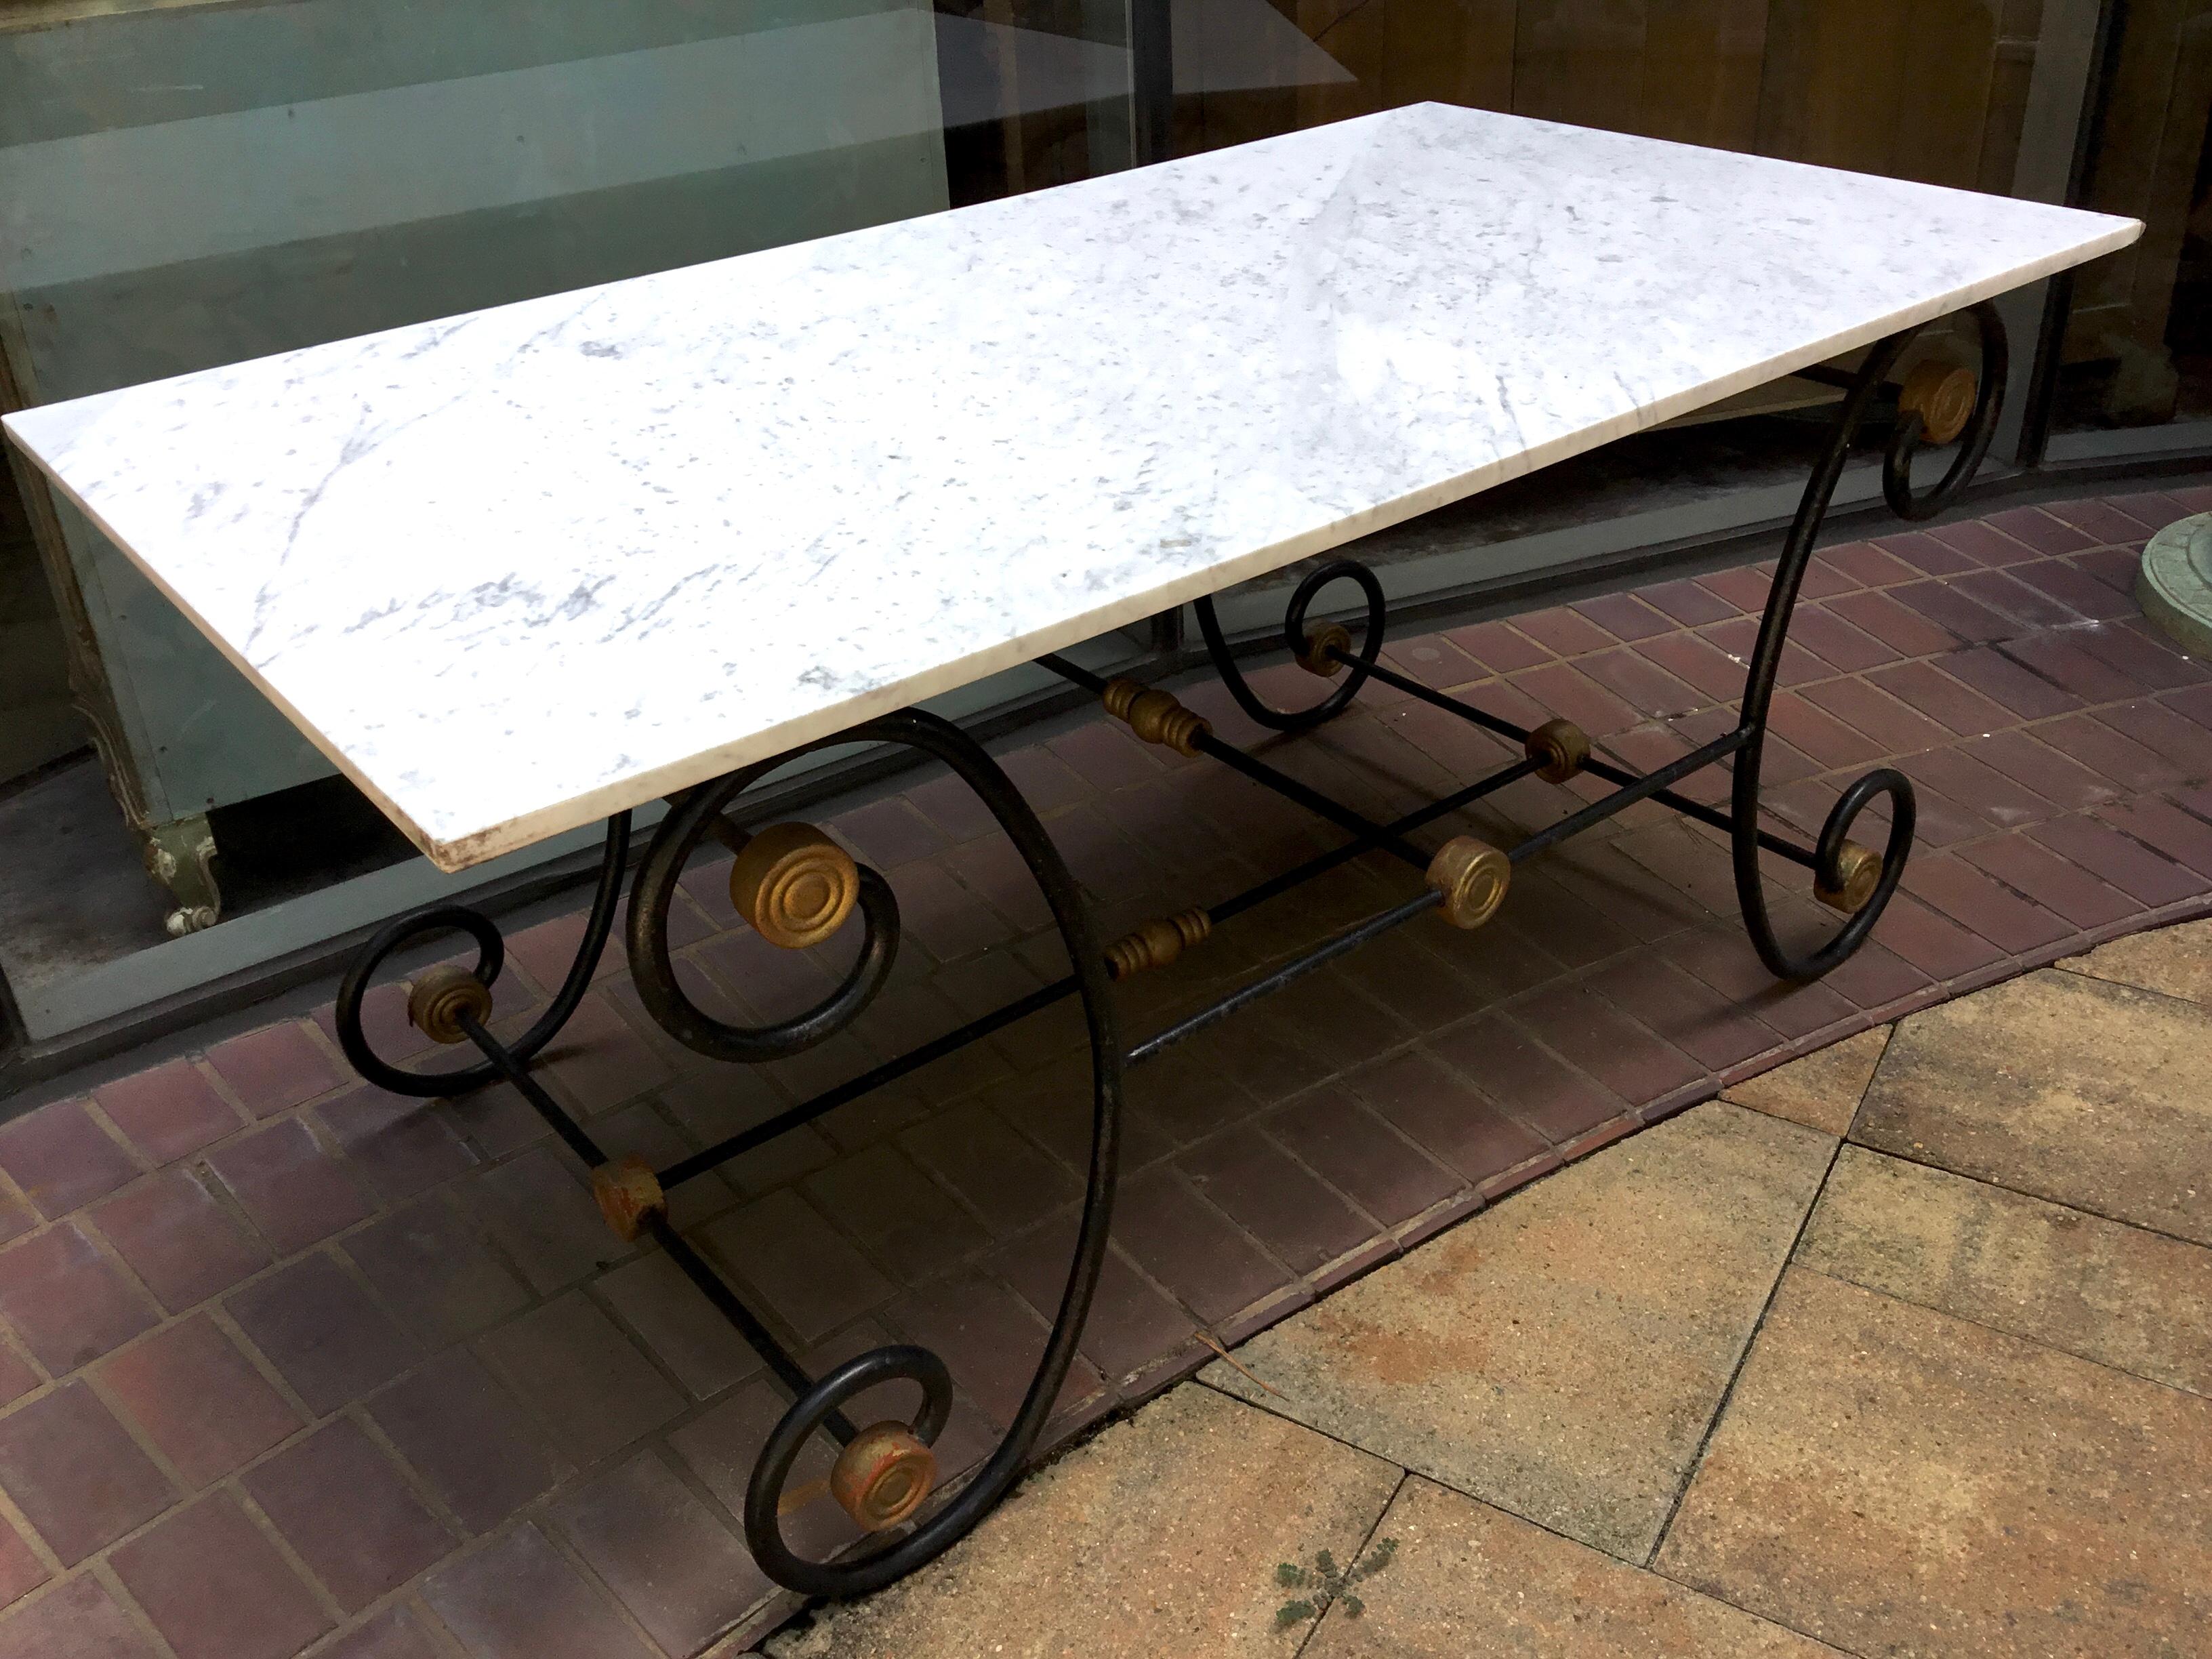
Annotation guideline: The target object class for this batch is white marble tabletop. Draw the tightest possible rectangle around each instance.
[5,104,2137,872]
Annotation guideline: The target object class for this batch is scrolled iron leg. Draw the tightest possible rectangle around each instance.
[746,1346,956,1583]
[1731,303,2007,979]
[616,708,1122,1599]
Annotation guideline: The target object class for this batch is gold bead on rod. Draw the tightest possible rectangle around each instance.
[1296,621,1353,678]
[1816,840,1883,914]
[1105,909,1212,979]
[830,1421,937,1532]
[407,964,493,1045]
[1101,677,1210,758]
[1427,836,1511,930]
[591,1157,667,1243]
[1898,361,1977,445]
[1523,718,1591,784]
[728,823,860,949]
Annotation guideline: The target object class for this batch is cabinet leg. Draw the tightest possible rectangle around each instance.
[141,813,221,936]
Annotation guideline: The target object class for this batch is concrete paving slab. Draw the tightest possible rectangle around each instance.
[1852,968,2212,1244]
[1303,1476,1839,1657]
[762,1382,1401,1659]
[1799,1146,2212,1395]
[1656,1269,2212,1658]
[1722,1026,1889,1136]
[1202,1103,1835,1561]
[2060,916,2212,1006]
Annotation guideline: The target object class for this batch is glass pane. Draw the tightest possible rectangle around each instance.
[937,2,1135,201]
[1,1,1136,401]
[2054,0,2212,432]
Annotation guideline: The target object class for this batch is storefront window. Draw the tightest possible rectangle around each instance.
[0,1,1132,405]
[2055,0,2212,433]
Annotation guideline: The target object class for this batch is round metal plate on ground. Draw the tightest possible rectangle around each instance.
[2139,513,2212,660]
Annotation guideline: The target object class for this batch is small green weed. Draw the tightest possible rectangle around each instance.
[1272,1536,1397,1629]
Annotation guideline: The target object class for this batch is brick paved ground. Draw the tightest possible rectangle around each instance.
[772,920,2212,1658]
[1,484,2209,1657]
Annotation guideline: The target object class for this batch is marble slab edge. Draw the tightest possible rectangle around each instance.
[2,221,2139,874]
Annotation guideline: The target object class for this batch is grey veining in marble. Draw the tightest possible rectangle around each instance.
[3,104,2139,869]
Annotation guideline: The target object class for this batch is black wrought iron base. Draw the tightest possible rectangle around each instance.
[331,304,2005,1601]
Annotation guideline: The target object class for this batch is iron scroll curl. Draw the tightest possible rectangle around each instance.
[1881,301,2007,523]
[332,813,632,1097]
[628,779,902,1065]
[1193,558,1387,732]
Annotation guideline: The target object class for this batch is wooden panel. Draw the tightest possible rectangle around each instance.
[1512,0,1644,134]
[1639,0,1767,149]
[1757,0,2000,186]
[987,0,1111,189]
[1757,0,1914,176]
[1298,0,1369,35]
[2129,14,2212,346]
[1187,0,1304,150]
[1977,37,2036,194]
[1382,0,1515,112]
[1891,0,2000,188]
[1296,0,1387,129]
[1511,0,1765,150]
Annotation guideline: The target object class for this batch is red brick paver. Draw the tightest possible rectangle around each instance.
[1,487,2209,1655]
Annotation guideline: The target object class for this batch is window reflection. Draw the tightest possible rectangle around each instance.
[1164,0,2039,197]
[2060,1,2212,430]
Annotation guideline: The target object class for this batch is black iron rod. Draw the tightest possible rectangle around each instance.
[1338,651,1819,869]
[1126,890,1443,1064]
[1036,654,1432,869]
[645,1213,855,1443]
[1211,756,1542,924]
[659,656,1770,1207]
[456,1011,849,1439]
[676,878,1441,1183]
[1033,651,1111,691]
[1510,727,1750,861]
[657,754,1540,1191]
[1194,735,1437,869]
[1791,363,1862,392]
[1576,752,1819,869]
[655,978,1075,1189]
[1342,654,1532,745]
[457,1011,607,1171]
